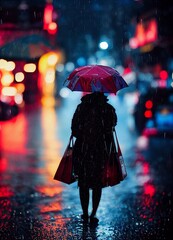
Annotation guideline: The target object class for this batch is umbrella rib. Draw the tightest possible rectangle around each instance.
[78,65,112,78]
[78,66,95,77]
[98,66,113,77]
[69,67,94,91]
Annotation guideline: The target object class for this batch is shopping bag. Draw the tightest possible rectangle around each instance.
[102,150,121,187]
[54,135,76,184]
[102,130,127,187]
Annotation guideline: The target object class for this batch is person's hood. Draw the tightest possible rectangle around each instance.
[81,92,108,104]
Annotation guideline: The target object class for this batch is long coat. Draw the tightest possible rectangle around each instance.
[71,93,119,189]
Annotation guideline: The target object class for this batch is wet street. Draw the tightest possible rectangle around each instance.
[0,93,173,240]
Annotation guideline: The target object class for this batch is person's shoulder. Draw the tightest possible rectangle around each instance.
[76,102,88,111]
[105,102,115,111]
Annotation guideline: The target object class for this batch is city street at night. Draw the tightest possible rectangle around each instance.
[0,94,172,240]
[1,0,173,239]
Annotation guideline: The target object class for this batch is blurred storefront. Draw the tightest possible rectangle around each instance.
[0,1,64,112]
[127,1,173,91]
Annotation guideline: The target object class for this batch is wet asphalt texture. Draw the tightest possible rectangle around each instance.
[0,95,173,239]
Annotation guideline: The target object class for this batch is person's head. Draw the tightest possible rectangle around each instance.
[81,92,108,105]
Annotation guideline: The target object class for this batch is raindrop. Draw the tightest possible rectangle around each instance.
[30,223,33,230]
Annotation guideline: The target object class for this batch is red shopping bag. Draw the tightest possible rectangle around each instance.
[102,155,121,187]
[54,136,77,184]
[102,130,127,187]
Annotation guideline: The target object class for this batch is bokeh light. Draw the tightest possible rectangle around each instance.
[1,72,14,86]
[15,72,24,82]
[59,87,70,98]
[99,41,109,50]
[24,63,36,73]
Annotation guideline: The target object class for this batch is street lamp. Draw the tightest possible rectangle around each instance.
[99,41,109,50]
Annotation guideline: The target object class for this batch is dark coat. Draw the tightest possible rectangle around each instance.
[71,93,118,189]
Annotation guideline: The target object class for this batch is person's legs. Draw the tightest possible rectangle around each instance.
[90,187,102,218]
[79,186,89,219]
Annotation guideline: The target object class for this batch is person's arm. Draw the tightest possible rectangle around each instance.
[112,107,117,127]
[71,105,82,138]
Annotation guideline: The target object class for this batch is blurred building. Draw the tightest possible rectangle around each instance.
[127,0,173,88]
[0,0,64,107]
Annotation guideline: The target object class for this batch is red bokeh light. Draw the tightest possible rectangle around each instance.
[144,184,156,197]
[47,22,58,35]
[143,162,150,174]
[129,19,158,49]
[123,67,131,75]
[144,110,153,118]
[43,3,53,30]
[160,70,168,80]
[145,100,153,109]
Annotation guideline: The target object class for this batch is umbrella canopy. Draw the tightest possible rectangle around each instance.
[0,34,55,60]
[64,65,128,94]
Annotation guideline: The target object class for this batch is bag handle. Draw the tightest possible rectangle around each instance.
[69,134,74,147]
[113,128,122,156]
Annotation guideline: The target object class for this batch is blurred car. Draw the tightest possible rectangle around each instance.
[0,101,19,121]
[133,87,173,136]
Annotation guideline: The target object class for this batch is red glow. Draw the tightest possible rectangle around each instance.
[129,37,138,49]
[1,113,28,153]
[145,100,153,109]
[0,186,13,198]
[129,19,158,49]
[0,158,7,172]
[144,184,156,197]
[143,128,158,137]
[143,162,150,174]
[123,67,131,75]
[136,23,145,46]
[160,70,168,80]
[47,22,58,34]
[43,4,53,30]
[144,110,152,118]
[146,20,158,42]
[158,80,167,88]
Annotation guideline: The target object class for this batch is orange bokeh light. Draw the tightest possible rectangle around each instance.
[47,22,58,34]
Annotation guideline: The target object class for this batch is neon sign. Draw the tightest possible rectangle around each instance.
[129,19,158,49]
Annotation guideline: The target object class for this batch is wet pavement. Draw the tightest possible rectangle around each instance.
[0,93,173,240]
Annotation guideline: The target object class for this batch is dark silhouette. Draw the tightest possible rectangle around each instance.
[71,92,117,224]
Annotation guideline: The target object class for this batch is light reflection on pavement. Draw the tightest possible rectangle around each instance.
[0,93,172,239]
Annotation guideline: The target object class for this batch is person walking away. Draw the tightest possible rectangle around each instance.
[71,92,117,224]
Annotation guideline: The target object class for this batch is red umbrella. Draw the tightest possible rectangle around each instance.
[64,65,128,94]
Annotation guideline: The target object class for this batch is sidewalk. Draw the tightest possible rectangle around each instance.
[0,95,172,239]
